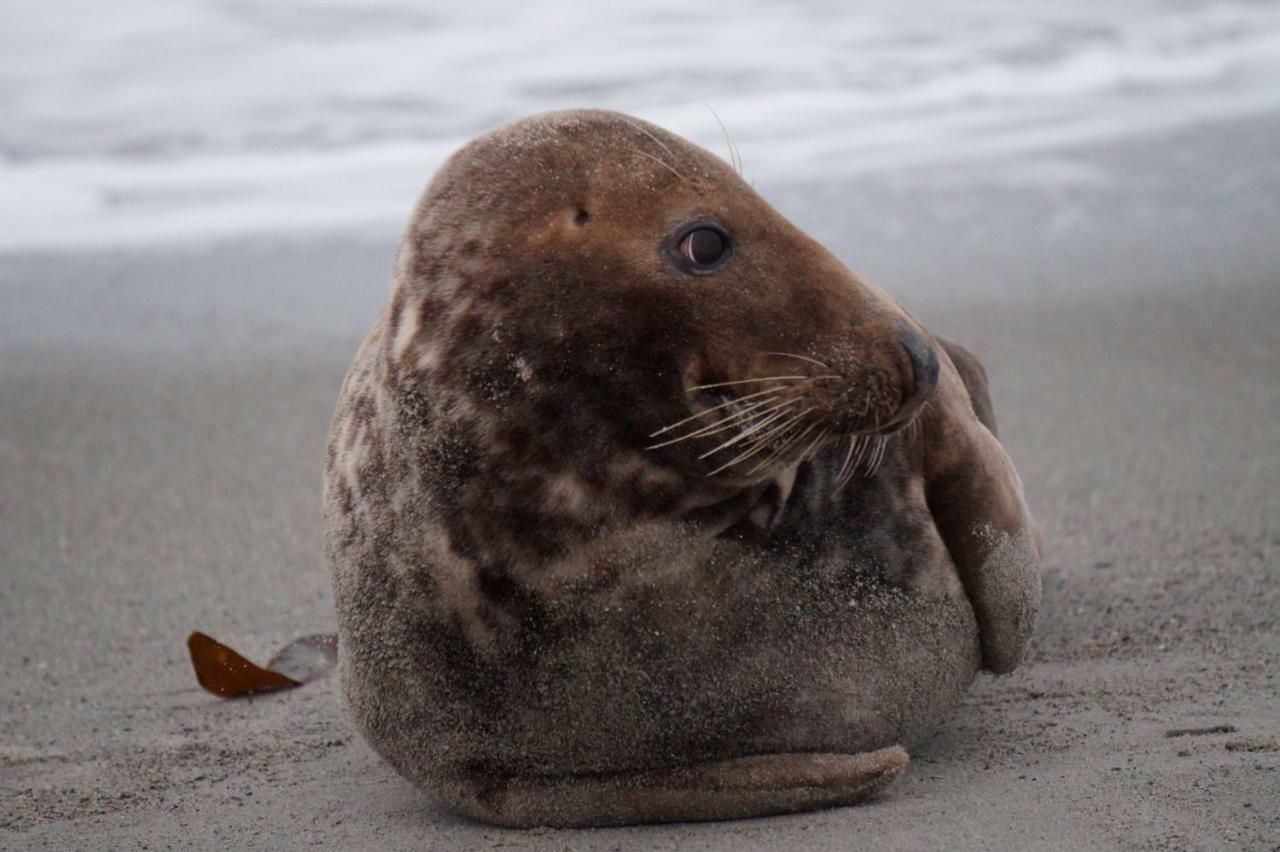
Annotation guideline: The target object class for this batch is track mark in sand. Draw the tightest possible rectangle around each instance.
[0,748,71,768]
[1224,737,1280,753]
[1165,724,1238,738]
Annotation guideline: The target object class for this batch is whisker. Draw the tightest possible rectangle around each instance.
[865,435,889,477]
[682,395,798,439]
[748,406,812,448]
[910,413,926,444]
[833,442,856,491]
[703,103,742,176]
[689,375,811,391]
[648,387,780,437]
[617,116,681,164]
[835,435,858,484]
[837,434,872,490]
[797,428,829,467]
[696,401,800,459]
[742,417,811,475]
[862,437,879,478]
[631,149,692,185]
[705,415,804,476]
[851,433,873,473]
[764,351,832,370]
[645,394,788,449]
[740,408,819,475]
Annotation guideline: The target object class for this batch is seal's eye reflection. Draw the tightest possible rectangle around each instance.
[679,227,729,270]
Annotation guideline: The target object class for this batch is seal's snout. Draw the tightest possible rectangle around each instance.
[895,326,939,421]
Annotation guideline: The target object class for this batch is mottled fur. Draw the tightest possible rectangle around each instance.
[324,110,1041,827]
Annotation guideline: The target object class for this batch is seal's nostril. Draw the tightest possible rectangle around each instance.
[898,329,940,407]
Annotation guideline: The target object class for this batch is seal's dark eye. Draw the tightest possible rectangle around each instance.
[679,227,728,269]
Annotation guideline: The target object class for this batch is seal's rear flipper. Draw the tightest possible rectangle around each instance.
[441,746,908,828]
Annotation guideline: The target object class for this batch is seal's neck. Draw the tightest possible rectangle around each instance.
[410,395,790,573]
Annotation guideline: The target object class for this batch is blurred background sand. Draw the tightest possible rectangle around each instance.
[2,2,1278,848]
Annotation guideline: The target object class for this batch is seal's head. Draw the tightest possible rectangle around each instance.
[386,109,938,505]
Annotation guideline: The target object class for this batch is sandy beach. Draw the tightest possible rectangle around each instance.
[2,111,1278,849]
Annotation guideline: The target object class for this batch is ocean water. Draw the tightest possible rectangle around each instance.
[2,0,1279,252]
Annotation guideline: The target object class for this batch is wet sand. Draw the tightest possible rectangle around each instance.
[2,114,1278,849]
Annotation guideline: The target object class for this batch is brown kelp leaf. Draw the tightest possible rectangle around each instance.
[187,631,301,698]
[188,631,339,699]
[265,634,338,684]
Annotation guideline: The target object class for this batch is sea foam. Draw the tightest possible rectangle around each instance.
[2,0,1279,252]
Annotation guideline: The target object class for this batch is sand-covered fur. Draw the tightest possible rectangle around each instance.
[323,110,1040,827]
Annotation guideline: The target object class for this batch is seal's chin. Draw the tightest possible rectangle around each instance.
[678,462,800,539]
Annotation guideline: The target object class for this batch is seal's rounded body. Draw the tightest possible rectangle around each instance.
[325,110,1040,827]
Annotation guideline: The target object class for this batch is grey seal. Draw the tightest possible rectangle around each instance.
[324,109,1041,827]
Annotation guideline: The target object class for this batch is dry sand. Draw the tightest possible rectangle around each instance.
[2,115,1278,849]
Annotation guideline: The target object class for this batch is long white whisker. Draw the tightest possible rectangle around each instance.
[645,395,790,449]
[866,435,889,477]
[689,375,810,391]
[649,386,781,437]
[696,401,799,459]
[678,395,798,441]
[741,408,819,473]
[835,435,857,484]
[742,419,807,475]
[838,434,871,489]
[654,393,784,440]
[632,149,692,184]
[908,415,923,446]
[797,428,829,467]
[703,103,742,176]
[764,351,833,370]
[852,434,872,471]
[863,437,880,478]
[836,458,857,491]
[745,406,811,449]
[839,437,862,482]
[746,419,821,475]
[618,116,681,164]
[705,415,804,476]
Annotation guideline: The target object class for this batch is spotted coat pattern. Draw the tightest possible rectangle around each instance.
[323,110,1041,820]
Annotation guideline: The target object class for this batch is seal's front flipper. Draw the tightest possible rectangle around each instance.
[923,350,1041,675]
[938,337,997,437]
[441,747,908,828]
